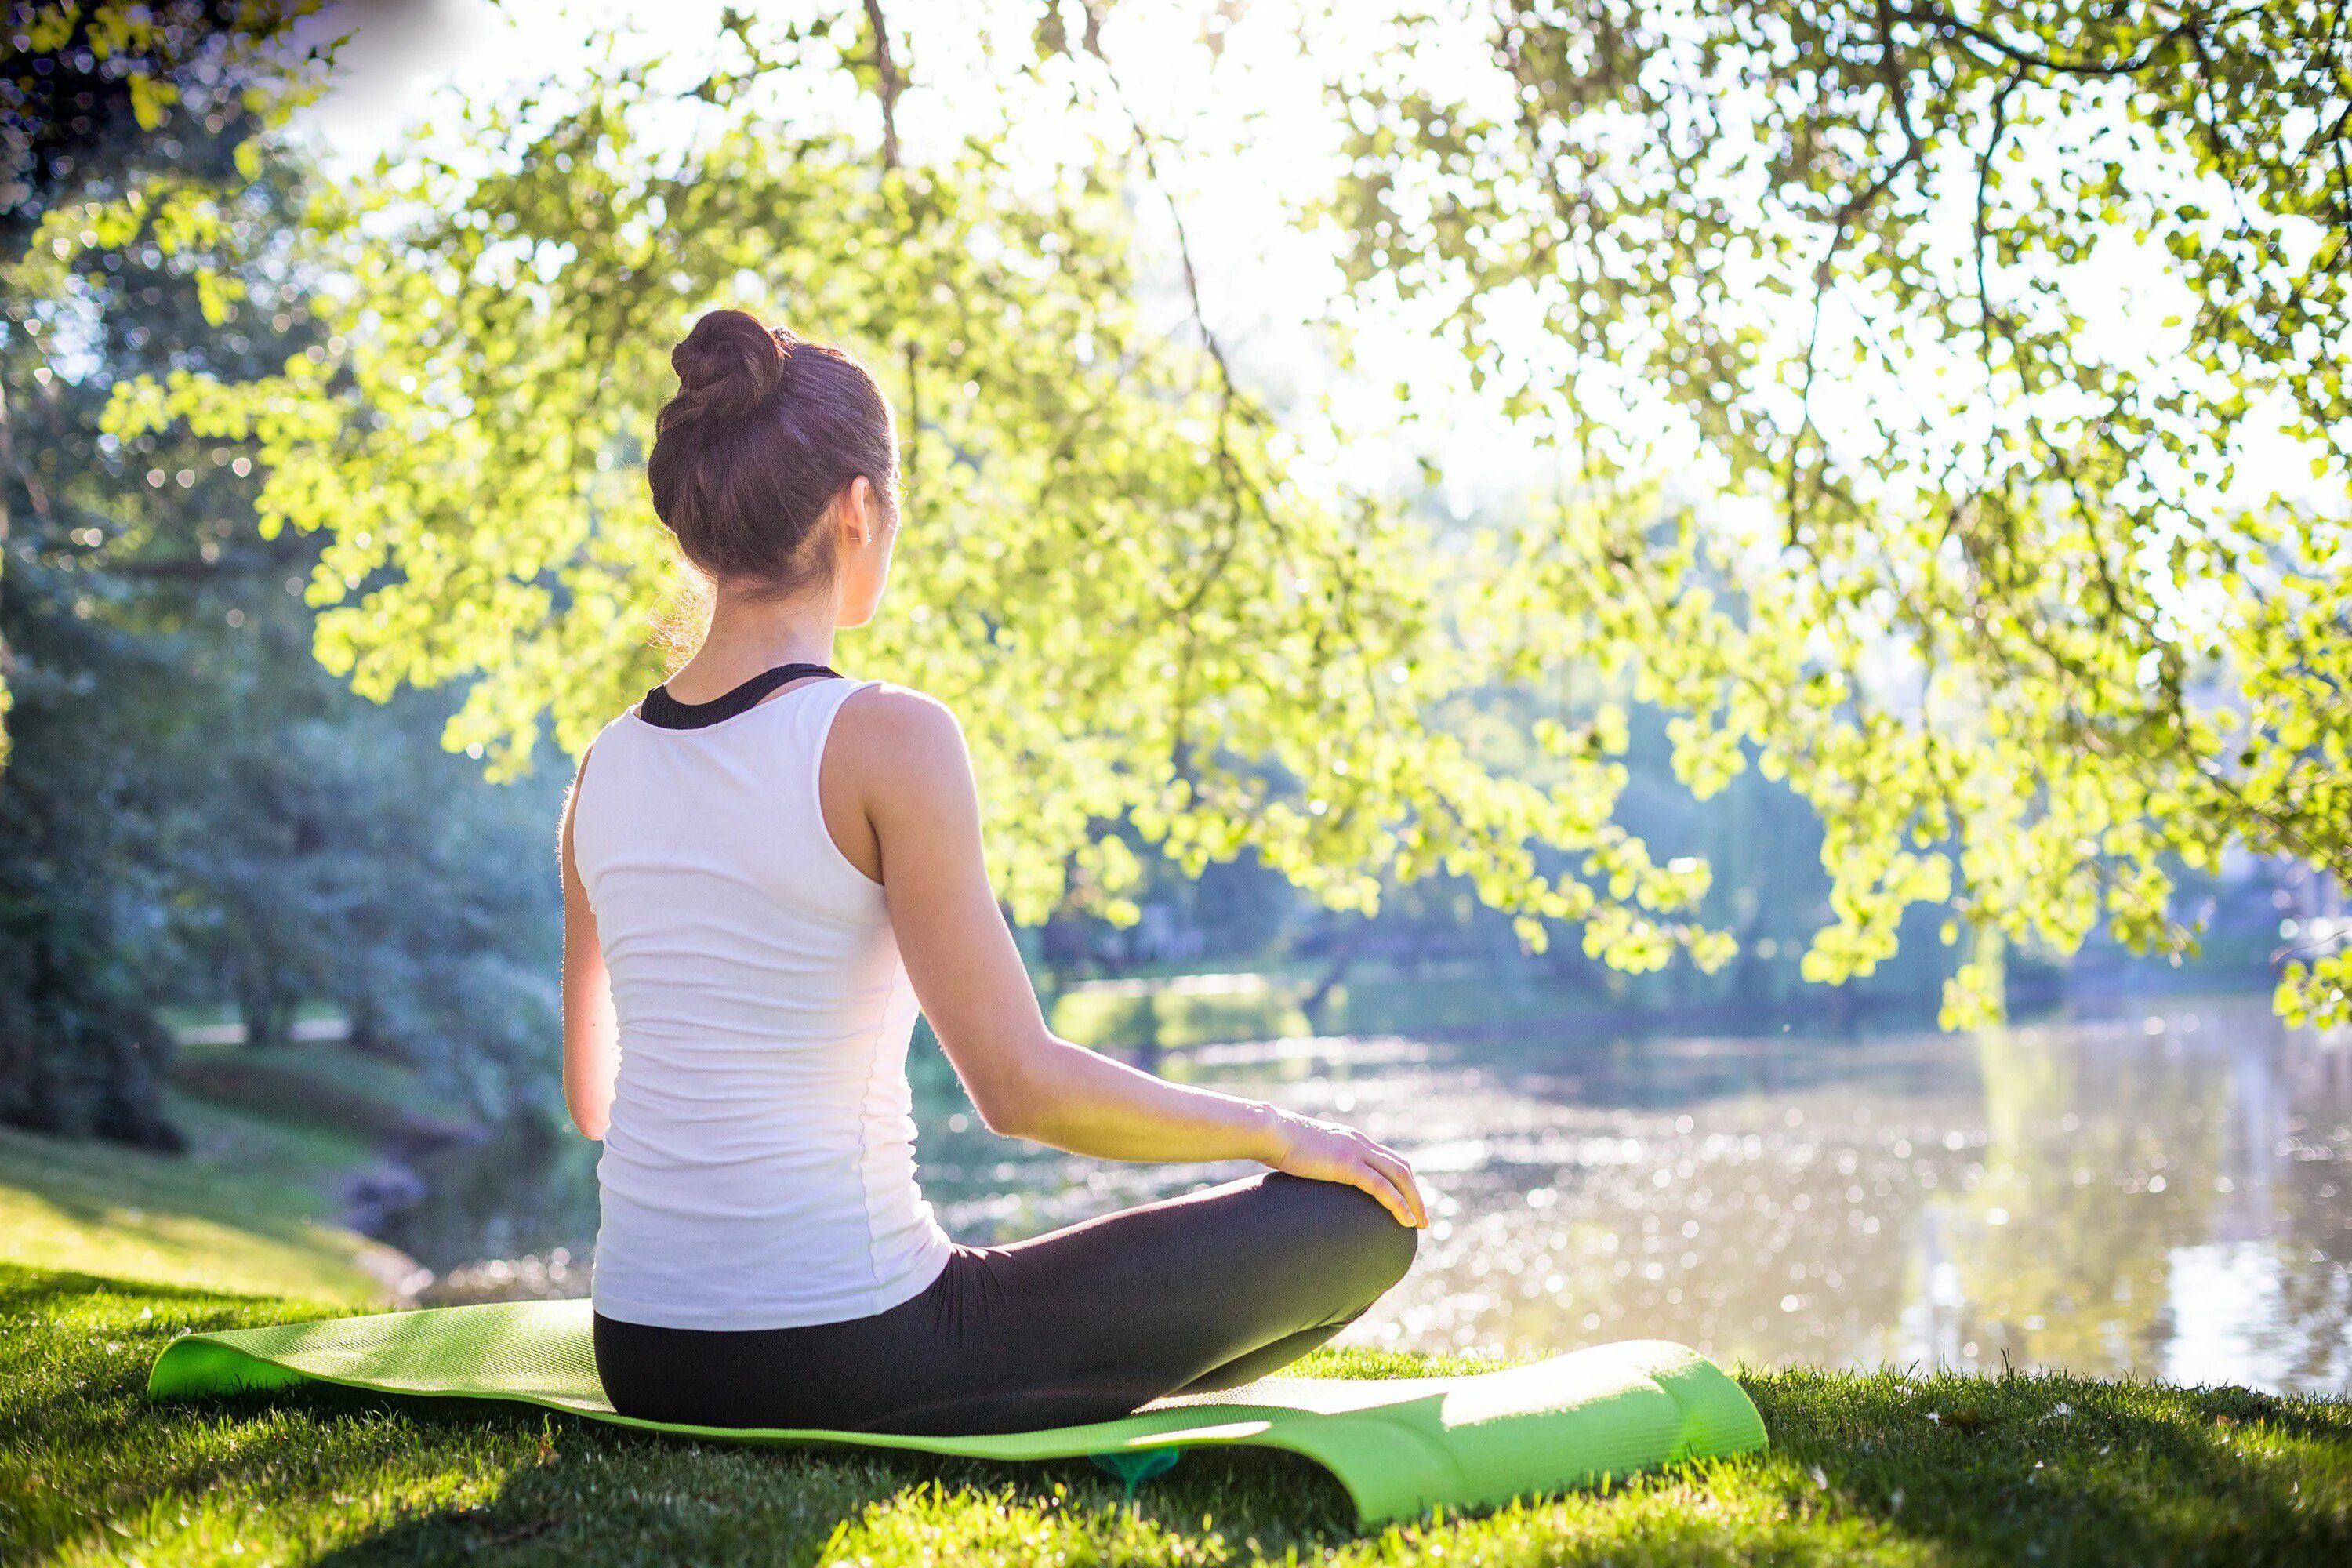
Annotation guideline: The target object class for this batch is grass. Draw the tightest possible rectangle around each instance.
[168,1041,478,1144]
[0,1037,476,1306]
[7,1031,2346,1563]
[0,1097,395,1305]
[3,1262,2347,1566]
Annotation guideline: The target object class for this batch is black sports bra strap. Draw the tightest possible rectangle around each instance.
[639,662,843,730]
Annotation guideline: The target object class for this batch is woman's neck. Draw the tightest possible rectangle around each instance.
[666,583,838,703]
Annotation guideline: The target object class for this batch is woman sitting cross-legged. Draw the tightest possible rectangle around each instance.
[559,308,1425,1437]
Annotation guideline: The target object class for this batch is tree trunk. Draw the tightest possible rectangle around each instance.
[1301,924,1367,1033]
[0,373,18,779]
[237,971,299,1050]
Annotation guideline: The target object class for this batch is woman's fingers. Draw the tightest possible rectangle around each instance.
[1271,1118,1428,1228]
[1348,1156,1420,1228]
[1341,1127,1427,1227]
[1363,1148,1428,1227]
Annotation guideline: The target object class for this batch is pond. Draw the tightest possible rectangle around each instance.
[380,991,2352,1396]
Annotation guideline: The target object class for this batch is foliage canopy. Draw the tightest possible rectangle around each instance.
[1314,0,2350,1026]
[109,19,1714,968]
[105,2,2352,1027]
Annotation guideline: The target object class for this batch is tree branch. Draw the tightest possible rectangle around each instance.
[861,0,902,170]
[1898,2,2203,78]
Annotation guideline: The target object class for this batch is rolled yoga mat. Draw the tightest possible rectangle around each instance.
[148,1299,1767,1525]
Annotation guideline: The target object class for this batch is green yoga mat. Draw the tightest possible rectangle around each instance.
[149,1300,1766,1524]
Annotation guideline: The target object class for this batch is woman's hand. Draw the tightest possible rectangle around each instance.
[1262,1108,1429,1229]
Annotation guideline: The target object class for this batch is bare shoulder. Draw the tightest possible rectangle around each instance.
[830,682,969,778]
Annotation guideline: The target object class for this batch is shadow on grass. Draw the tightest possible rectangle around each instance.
[304,1418,1363,1568]
[10,1268,2347,1566]
[310,1366,2351,1566]
[0,1263,268,1316]
[1748,1366,2350,1565]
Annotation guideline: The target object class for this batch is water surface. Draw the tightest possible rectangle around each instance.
[386,993,2352,1395]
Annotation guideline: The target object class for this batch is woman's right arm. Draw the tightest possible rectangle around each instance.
[828,686,1428,1229]
[559,750,620,1140]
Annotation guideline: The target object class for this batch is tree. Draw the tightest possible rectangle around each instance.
[111,3,2350,1038]
[0,1,332,1139]
[1320,1,2350,1027]
[111,13,1719,978]
[1,4,561,1142]
[156,582,565,1124]
[2,0,331,757]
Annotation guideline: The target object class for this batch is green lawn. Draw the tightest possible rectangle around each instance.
[6,1041,2347,1563]
[4,1262,2347,1566]
[0,1038,485,1307]
[167,1039,479,1144]
[0,1097,396,1305]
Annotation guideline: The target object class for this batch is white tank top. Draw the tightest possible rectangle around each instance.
[572,677,956,1330]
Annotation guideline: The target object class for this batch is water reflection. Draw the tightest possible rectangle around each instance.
[384,993,2351,1396]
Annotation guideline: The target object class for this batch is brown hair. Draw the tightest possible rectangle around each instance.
[646,309,898,595]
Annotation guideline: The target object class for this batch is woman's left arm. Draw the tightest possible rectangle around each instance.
[835,687,1427,1227]
[559,751,619,1139]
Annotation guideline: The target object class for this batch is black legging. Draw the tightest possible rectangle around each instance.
[592,1171,1418,1436]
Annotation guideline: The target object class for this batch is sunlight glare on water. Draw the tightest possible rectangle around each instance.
[920,994,2352,1396]
[392,993,2350,1396]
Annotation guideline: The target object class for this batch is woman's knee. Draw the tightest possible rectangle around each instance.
[1263,1171,1419,1293]
[1359,1192,1420,1289]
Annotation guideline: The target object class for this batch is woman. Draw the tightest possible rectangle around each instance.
[559,308,1425,1436]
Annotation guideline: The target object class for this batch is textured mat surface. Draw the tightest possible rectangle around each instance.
[150,1300,1767,1524]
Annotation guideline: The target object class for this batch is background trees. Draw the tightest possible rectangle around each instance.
[2,0,324,1139]
[108,16,1719,963]
[7,2,2343,1145]
[128,2,2339,1032]
[1320,2,2351,1026]
[1,4,558,1142]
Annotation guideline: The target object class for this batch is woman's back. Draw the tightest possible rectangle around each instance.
[572,676,953,1330]
[564,307,1419,1432]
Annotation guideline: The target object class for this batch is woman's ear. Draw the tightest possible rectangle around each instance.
[841,476,875,547]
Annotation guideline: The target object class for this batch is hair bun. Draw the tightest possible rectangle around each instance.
[670,309,797,419]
